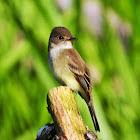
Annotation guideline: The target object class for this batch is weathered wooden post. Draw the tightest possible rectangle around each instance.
[36,86,98,140]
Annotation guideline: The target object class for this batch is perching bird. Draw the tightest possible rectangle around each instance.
[48,27,100,132]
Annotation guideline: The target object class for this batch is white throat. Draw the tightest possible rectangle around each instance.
[51,41,73,50]
[49,41,73,59]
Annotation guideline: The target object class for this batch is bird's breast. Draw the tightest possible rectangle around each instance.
[48,48,83,93]
[49,48,71,84]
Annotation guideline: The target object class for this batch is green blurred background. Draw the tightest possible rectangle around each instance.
[0,0,140,139]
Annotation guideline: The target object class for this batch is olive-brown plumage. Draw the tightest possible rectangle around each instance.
[48,27,100,132]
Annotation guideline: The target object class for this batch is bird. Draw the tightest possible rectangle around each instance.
[48,27,100,132]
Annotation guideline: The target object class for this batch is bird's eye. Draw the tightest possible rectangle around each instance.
[59,36,64,39]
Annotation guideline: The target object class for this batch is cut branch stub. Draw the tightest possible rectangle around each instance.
[47,86,87,140]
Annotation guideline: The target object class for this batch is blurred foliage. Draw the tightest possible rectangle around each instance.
[0,0,140,140]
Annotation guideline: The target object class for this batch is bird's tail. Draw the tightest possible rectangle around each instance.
[88,100,100,132]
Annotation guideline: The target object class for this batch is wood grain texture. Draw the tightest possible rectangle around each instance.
[47,86,87,140]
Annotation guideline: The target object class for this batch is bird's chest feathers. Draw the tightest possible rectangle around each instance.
[50,49,66,75]
[49,43,73,84]
[49,41,72,62]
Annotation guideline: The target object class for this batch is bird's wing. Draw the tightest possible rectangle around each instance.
[66,49,92,97]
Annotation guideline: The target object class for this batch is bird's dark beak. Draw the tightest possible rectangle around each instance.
[67,37,78,41]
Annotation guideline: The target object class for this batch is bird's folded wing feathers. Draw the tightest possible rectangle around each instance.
[66,49,92,94]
